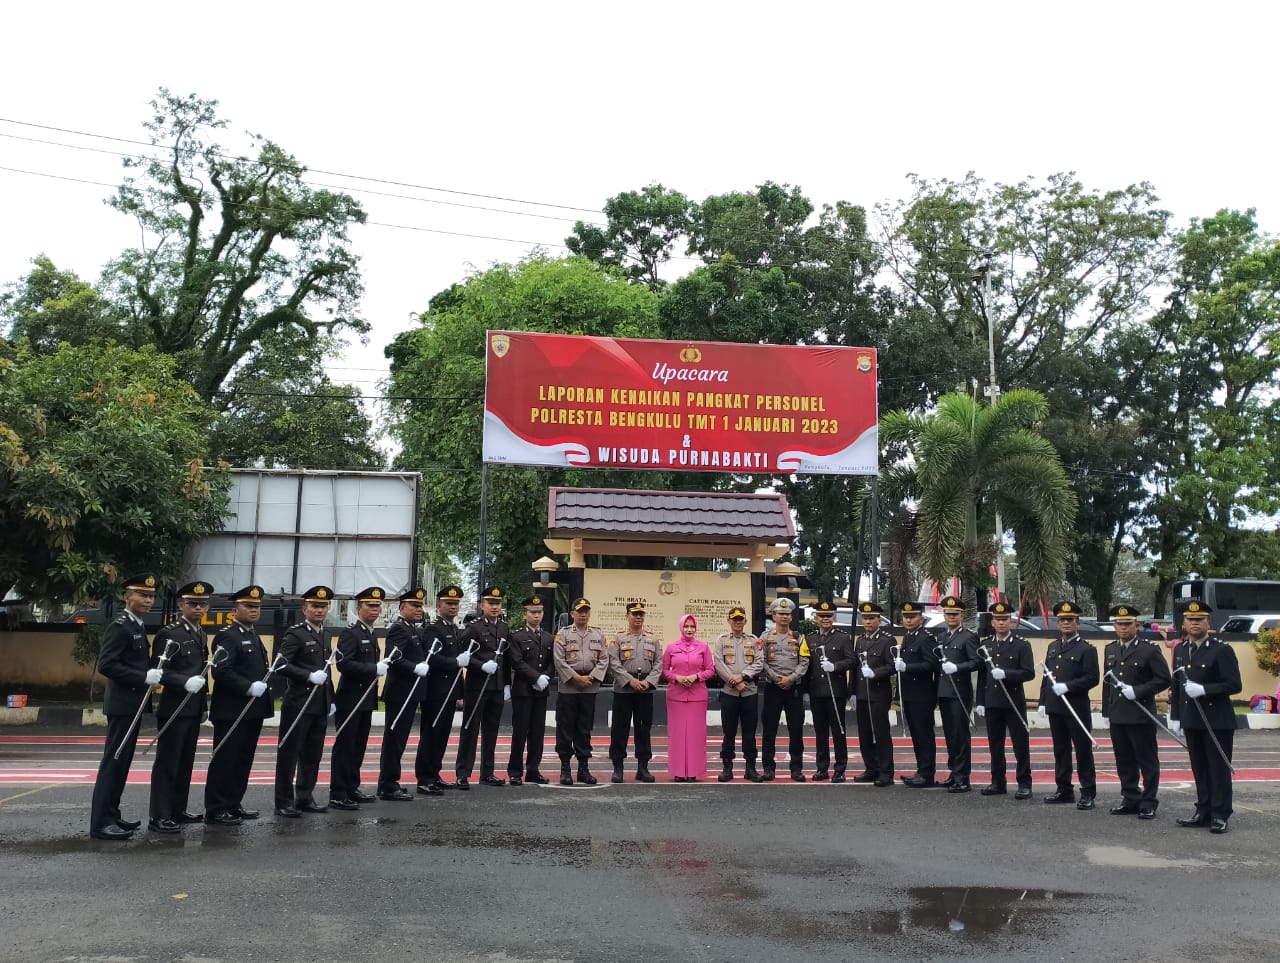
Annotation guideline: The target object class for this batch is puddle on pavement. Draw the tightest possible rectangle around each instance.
[1085,845,1207,869]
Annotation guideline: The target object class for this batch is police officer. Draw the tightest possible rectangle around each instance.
[205,584,273,826]
[712,606,764,782]
[273,585,335,817]
[1170,600,1242,833]
[976,601,1034,799]
[804,600,854,782]
[147,580,213,832]
[933,595,979,793]
[1040,600,1100,810]
[507,594,554,785]
[1102,603,1171,819]
[852,601,895,787]
[377,588,431,800]
[608,601,662,783]
[456,586,512,788]
[418,585,466,792]
[553,598,610,785]
[89,573,159,840]
[895,602,940,788]
[329,586,388,810]
[758,597,809,782]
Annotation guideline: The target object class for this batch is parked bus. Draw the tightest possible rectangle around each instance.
[1170,578,1280,629]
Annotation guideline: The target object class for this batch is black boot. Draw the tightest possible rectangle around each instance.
[635,762,655,783]
[560,764,573,786]
[744,764,764,783]
[611,763,624,784]
[577,766,598,786]
[718,761,734,783]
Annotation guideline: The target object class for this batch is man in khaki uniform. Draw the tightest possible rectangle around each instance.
[758,597,810,782]
[608,602,662,783]
[553,598,610,786]
[713,606,764,782]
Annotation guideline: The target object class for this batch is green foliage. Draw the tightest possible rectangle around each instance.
[71,623,104,669]
[1254,628,1280,677]
[566,184,693,290]
[0,341,229,606]
[0,256,127,349]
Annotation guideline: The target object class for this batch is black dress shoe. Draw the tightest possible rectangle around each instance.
[454,777,471,791]
[577,769,598,786]
[298,801,329,814]
[612,767,625,784]
[205,811,243,826]
[352,790,377,803]
[902,775,936,788]
[981,783,1007,796]
[1110,804,1140,816]
[761,769,775,782]
[274,806,302,818]
[1043,790,1075,804]
[790,771,807,783]
[233,807,259,820]
[1014,786,1033,800]
[939,777,956,789]
[1076,795,1096,811]
[717,768,733,783]
[481,775,506,787]
[636,769,655,783]
[148,818,181,834]
[116,818,142,831]
[526,772,550,785]
[811,770,829,781]
[1176,814,1210,828]
[175,811,204,824]
[852,772,876,784]
[831,773,846,784]
[1209,818,1229,834]
[417,782,443,796]
[947,782,971,794]
[91,824,133,840]
[329,798,360,811]
[1137,809,1157,820]
[379,788,413,801]
[744,767,764,783]
[874,776,894,788]
[508,776,523,786]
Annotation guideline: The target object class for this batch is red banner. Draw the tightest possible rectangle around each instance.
[482,332,878,475]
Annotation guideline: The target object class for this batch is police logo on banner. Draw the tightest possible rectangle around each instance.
[491,334,510,358]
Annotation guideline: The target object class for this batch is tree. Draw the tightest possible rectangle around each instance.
[101,89,368,402]
[0,342,229,606]
[879,389,1077,610]
[565,184,693,290]
[0,256,127,350]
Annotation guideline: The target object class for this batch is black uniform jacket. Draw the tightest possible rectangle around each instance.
[153,617,209,719]
[975,633,1034,711]
[1170,638,1241,730]
[508,627,554,698]
[1038,635,1099,721]
[1101,638,1171,725]
[931,627,979,703]
[459,617,512,692]
[898,628,939,703]
[803,628,854,701]
[383,617,430,707]
[334,620,382,714]
[98,613,153,717]
[276,621,333,716]
[210,622,275,723]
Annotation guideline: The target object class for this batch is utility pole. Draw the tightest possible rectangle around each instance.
[978,256,1007,599]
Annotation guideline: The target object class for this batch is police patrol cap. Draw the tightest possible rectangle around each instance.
[122,573,158,594]
[988,601,1014,616]
[1176,599,1213,616]
[572,597,592,611]
[1052,600,1084,618]
[940,595,965,612]
[480,586,504,602]
[1108,603,1140,622]
[522,595,544,609]
[355,586,386,603]
[233,584,265,604]
[814,600,837,615]
[625,602,646,615]
[900,601,926,616]
[858,601,884,616]
[437,585,464,602]
[399,587,427,603]
[302,585,334,604]
[728,606,747,619]
[177,581,214,600]
[768,597,794,614]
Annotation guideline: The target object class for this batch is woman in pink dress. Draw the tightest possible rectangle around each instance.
[663,615,715,781]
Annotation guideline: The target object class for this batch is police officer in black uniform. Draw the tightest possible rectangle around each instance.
[804,600,854,782]
[1040,600,1100,810]
[420,585,467,790]
[507,594,554,785]
[148,579,214,832]
[329,586,388,810]
[895,601,940,788]
[1101,603,1171,819]
[976,601,1035,799]
[89,573,160,840]
[455,586,512,788]
[852,601,896,787]
[932,595,979,793]
[273,585,335,817]
[205,584,273,826]
[1170,600,1242,833]
[377,588,430,800]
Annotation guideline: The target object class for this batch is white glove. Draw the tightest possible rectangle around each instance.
[1121,684,1136,701]
[1052,682,1068,696]
[894,658,907,673]
[308,669,328,686]
[413,661,429,678]
[503,685,511,702]
[861,666,875,679]
[976,705,986,718]
[535,674,550,691]
[248,681,268,698]
[145,668,163,686]
[456,652,472,668]
[942,660,958,676]
[328,703,337,717]
[1169,718,1182,734]
[821,658,835,673]
[183,675,205,694]
[481,659,498,675]
[991,667,1006,681]
[375,659,389,677]
[1038,705,1047,717]
[1183,680,1206,699]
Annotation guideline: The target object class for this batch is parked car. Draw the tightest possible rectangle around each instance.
[1011,615,1107,633]
[1218,613,1280,635]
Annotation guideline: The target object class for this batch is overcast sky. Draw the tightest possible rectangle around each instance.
[3,1,1276,398]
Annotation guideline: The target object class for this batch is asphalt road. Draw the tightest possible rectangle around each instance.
[2,726,1279,962]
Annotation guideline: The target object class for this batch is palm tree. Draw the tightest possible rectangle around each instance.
[879,388,1077,610]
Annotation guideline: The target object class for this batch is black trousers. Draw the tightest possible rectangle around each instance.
[856,698,893,776]
[1048,712,1096,793]
[939,697,972,781]
[508,695,548,776]
[811,696,848,773]
[149,712,200,819]
[418,686,458,784]
[719,692,759,764]
[90,713,143,831]
[1186,726,1234,820]
[275,708,326,808]
[456,688,503,778]
[555,693,597,764]
[985,707,1031,787]
[903,700,937,778]
[205,718,263,815]
[330,708,372,799]
[760,684,805,773]
[378,697,417,791]
[609,691,655,763]
[1110,721,1161,808]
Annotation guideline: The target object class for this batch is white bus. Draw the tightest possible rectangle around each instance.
[1171,578,1280,629]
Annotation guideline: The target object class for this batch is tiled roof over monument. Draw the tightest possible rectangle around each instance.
[547,487,795,543]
